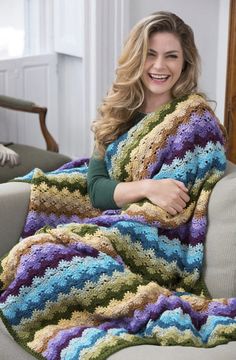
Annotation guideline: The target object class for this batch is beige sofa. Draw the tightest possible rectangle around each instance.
[1,161,236,359]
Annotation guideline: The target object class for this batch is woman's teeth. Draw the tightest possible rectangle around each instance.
[149,74,169,80]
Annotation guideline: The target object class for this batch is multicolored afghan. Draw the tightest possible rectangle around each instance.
[1,94,236,360]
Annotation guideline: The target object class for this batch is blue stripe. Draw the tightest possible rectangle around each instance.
[2,253,125,325]
[112,221,202,269]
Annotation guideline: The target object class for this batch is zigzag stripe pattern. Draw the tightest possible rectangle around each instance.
[1,94,236,360]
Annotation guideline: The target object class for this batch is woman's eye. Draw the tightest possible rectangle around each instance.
[147,52,155,57]
[167,54,178,59]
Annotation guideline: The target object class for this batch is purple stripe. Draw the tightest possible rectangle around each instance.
[106,294,207,333]
[158,217,207,246]
[58,158,89,170]
[22,211,146,238]
[162,111,223,165]
[147,110,224,177]
[43,326,89,360]
[0,242,99,302]
[208,297,236,317]
[22,212,85,238]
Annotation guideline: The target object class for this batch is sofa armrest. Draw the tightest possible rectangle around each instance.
[0,182,31,257]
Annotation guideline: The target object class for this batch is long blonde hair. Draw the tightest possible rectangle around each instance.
[92,11,200,156]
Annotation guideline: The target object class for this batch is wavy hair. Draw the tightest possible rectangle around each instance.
[92,11,200,156]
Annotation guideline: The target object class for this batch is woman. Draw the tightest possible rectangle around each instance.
[88,11,193,215]
[0,11,235,360]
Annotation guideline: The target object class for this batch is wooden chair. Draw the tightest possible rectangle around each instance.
[0,95,71,183]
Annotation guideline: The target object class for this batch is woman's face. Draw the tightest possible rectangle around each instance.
[141,31,184,106]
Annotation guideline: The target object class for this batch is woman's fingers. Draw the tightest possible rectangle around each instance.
[173,179,188,192]
[145,178,191,215]
[169,187,189,207]
[173,181,190,203]
[179,190,190,203]
[166,206,178,216]
[175,197,187,210]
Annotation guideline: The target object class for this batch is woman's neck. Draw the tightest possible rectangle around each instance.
[141,93,172,113]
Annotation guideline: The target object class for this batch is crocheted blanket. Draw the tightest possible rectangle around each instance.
[1,94,236,360]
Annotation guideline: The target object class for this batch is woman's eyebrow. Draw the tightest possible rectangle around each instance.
[165,50,180,54]
[147,48,180,54]
[147,48,157,54]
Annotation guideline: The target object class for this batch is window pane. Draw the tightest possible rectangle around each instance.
[0,0,25,59]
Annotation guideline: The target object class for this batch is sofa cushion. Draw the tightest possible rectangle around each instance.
[204,161,236,298]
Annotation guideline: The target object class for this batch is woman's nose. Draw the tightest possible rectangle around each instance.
[153,56,165,69]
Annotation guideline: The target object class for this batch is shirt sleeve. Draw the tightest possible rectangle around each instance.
[87,153,120,210]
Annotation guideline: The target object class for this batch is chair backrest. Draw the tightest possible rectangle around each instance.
[0,95,58,152]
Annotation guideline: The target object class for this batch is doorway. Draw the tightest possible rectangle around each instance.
[225,0,236,163]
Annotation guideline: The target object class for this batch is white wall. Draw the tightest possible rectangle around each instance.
[128,0,229,122]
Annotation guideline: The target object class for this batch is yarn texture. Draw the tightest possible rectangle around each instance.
[1,94,236,360]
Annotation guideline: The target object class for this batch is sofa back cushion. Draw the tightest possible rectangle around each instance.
[204,161,236,298]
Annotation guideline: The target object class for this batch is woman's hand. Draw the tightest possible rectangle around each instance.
[114,178,190,215]
[143,179,190,215]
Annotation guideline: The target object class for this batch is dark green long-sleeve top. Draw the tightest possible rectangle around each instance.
[87,154,120,210]
[87,112,146,210]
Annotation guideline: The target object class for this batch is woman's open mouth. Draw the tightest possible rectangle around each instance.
[149,73,170,82]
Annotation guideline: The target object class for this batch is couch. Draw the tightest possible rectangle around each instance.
[0,161,236,360]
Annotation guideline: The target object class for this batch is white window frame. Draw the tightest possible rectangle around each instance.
[53,0,84,58]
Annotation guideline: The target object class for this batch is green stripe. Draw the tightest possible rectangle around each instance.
[119,96,188,179]
[32,175,88,195]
